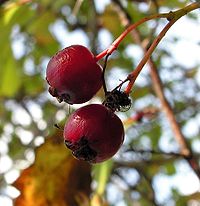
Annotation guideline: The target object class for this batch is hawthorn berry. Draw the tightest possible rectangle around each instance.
[46,45,102,104]
[64,104,124,163]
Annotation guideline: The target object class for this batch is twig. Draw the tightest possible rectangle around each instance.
[148,58,200,179]
[88,0,99,55]
[115,156,178,169]
[112,1,200,179]
[124,2,200,94]
[72,0,84,16]
[126,147,188,158]
[102,54,110,95]
[113,169,159,205]
[95,2,200,61]
[137,168,159,205]
[124,19,176,94]
[95,13,169,61]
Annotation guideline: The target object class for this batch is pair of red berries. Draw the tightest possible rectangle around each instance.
[46,45,125,163]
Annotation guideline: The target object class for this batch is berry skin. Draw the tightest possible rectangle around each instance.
[64,104,124,163]
[46,45,102,104]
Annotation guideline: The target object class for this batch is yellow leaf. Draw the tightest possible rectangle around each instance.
[13,131,91,206]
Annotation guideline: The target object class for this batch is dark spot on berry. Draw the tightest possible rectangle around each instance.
[57,93,71,104]
[48,86,71,103]
[64,137,97,162]
[48,86,58,97]
[63,94,71,103]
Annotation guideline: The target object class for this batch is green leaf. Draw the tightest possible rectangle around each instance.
[8,134,26,160]
[3,4,19,25]
[155,0,188,8]
[27,12,56,46]
[23,74,45,96]
[172,188,188,206]
[27,11,59,62]
[2,3,35,26]
[0,50,22,97]
[100,5,124,38]
[165,162,176,175]
[131,86,151,99]
[93,159,113,195]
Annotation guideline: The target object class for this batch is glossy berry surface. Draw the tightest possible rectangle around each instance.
[46,45,102,104]
[64,104,124,163]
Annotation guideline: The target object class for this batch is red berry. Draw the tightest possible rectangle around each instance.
[64,104,124,163]
[46,45,102,104]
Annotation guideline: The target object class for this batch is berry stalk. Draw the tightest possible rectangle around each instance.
[95,13,169,61]
[124,19,175,94]
[95,2,199,62]
[95,2,200,96]
[124,2,200,94]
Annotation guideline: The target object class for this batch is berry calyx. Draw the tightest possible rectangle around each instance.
[103,90,131,112]
[46,45,102,104]
[64,104,124,163]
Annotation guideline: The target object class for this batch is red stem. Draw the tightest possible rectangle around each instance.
[95,13,168,61]
[124,19,176,94]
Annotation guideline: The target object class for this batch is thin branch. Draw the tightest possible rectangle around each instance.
[71,0,84,16]
[148,59,200,179]
[126,147,188,158]
[124,19,176,94]
[95,2,200,61]
[88,0,99,55]
[148,60,191,156]
[137,168,159,206]
[115,156,179,169]
[102,54,110,95]
[113,169,159,206]
[112,1,200,179]
[95,12,169,61]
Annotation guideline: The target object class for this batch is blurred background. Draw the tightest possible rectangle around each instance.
[0,0,200,205]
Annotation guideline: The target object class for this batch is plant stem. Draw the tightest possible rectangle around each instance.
[124,20,175,94]
[124,2,200,94]
[95,2,200,62]
[95,13,168,61]
[102,54,110,95]
[112,0,200,179]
